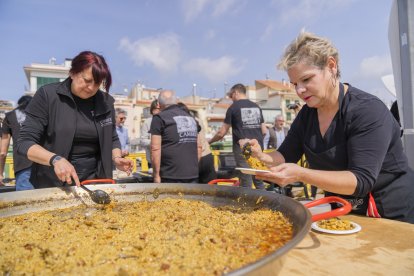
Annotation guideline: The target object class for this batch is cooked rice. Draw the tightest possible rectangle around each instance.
[0,198,292,275]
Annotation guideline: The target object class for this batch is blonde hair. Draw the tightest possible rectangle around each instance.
[277,31,341,78]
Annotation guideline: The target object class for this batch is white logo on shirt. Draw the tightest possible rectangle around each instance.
[241,107,261,128]
[173,116,197,143]
[15,109,27,126]
[99,117,112,127]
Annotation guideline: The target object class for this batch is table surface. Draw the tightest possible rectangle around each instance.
[279,215,414,275]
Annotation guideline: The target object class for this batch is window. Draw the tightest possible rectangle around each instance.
[37,77,61,90]
[142,107,151,118]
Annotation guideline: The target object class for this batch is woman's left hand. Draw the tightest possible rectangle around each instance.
[114,157,133,175]
[256,163,304,187]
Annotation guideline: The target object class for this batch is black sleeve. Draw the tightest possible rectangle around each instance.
[1,112,12,135]
[260,108,264,124]
[197,120,201,133]
[224,105,233,125]
[111,104,121,149]
[278,109,305,163]
[149,115,163,135]
[347,99,396,197]
[390,100,400,125]
[16,88,49,156]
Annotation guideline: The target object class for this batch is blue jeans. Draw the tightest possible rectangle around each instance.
[15,168,34,191]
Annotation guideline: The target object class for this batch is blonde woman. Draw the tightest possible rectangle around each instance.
[241,31,414,223]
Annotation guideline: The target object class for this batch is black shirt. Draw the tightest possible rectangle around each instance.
[224,99,264,147]
[278,83,409,197]
[71,95,99,157]
[149,105,200,179]
[2,109,32,173]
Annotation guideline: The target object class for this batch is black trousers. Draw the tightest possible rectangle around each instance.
[198,153,217,184]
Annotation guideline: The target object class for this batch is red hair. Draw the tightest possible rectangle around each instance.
[69,51,112,92]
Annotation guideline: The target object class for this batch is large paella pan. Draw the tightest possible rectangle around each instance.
[0,183,347,275]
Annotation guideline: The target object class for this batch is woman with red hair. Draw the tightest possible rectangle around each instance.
[18,51,132,188]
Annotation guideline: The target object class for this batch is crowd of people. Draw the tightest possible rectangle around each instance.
[0,30,413,223]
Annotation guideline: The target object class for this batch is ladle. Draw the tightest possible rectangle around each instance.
[79,179,115,205]
[80,185,111,204]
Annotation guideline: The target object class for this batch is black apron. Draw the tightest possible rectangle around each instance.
[303,83,414,222]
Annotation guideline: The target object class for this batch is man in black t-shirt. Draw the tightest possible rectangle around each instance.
[149,90,202,183]
[209,83,267,189]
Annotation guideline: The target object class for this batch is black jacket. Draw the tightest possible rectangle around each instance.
[17,78,121,188]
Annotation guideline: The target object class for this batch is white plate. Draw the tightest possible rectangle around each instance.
[311,221,362,235]
[235,167,270,175]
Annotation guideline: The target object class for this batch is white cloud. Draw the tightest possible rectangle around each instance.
[359,55,393,78]
[260,23,274,42]
[181,0,240,22]
[118,33,181,73]
[346,55,395,104]
[212,0,238,17]
[275,0,355,26]
[181,0,210,22]
[182,56,244,83]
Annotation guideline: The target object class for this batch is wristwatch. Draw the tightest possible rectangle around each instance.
[50,155,62,167]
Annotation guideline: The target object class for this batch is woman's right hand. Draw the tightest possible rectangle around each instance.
[238,139,263,158]
[53,158,80,186]
[239,138,278,168]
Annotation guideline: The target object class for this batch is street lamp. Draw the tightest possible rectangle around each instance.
[192,83,197,96]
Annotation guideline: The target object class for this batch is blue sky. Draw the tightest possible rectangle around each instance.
[0,0,395,104]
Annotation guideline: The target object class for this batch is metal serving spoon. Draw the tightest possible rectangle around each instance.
[79,179,116,205]
[80,185,111,204]
[62,178,112,204]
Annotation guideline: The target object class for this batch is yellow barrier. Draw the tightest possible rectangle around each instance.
[5,156,14,178]
[4,152,149,178]
[125,152,148,172]
[211,150,220,171]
